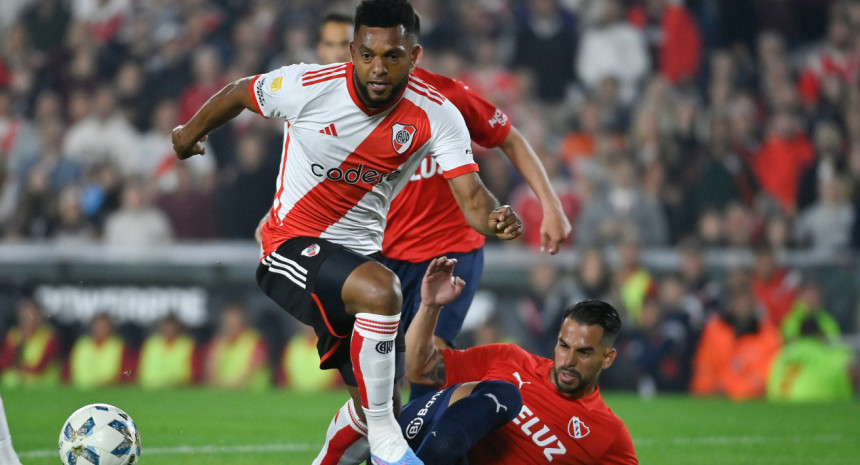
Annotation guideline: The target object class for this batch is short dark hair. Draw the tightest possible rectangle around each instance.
[354,0,418,38]
[561,300,622,344]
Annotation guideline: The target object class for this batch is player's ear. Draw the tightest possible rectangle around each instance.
[349,41,355,60]
[602,347,617,370]
[411,44,422,69]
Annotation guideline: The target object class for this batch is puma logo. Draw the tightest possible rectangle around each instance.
[484,393,508,413]
[513,372,531,389]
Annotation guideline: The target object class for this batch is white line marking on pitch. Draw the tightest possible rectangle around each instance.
[21,434,846,458]
[635,434,844,447]
[19,443,315,458]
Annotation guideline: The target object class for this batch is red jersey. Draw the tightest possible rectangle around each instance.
[442,344,638,465]
[382,67,512,262]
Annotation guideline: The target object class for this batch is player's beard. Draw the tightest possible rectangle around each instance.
[552,367,586,395]
[353,69,408,108]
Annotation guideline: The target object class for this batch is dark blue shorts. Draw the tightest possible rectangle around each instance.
[398,384,460,449]
[382,248,483,344]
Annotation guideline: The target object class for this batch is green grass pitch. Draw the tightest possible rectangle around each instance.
[5,388,859,464]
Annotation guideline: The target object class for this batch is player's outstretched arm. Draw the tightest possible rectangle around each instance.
[405,257,465,387]
[499,126,571,254]
[447,173,523,240]
[172,77,259,160]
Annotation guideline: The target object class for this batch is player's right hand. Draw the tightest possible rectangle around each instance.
[488,205,523,240]
[421,257,466,308]
[254,213,268,244]
[172,125,208,160]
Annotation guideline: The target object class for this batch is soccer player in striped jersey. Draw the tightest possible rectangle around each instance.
[172,1,522,464]
[306,11,570,465]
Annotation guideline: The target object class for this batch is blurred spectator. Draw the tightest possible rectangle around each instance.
[577,0,650,103]
[71,0,132,44]
[279,326,338,392]
[657,271,704,332]
[80,161,122,228]
[767,317,856,402]
[615,238,657,328]
[11,163,55,239]
[62,87,141,174]
[762,212,794,252]
[723,202,755,248]
[103,178,174,247]
[576,158,669,246]
[511,0,577,103]
[691,284,782,400]
[797,120,845,212]
[0,297,60,388]
[797,7,855,108]
[794,176,854,251]
[751,247,801,326]
[678,239,721,320]
[626,291,695,393]
[69,313,133,388]
[0,90,39,176]
[205,302,269,390]
[752,110,815,215]
[628,0,702,85]
[157,163,219,240]
[53,184,97,245]
[20,0,70,54]
[780,280,841,343]
[539,248,615,349]
[178,46,228,124]
[683,116,746,227]
[218,132,276,239]
[138,314,199,389]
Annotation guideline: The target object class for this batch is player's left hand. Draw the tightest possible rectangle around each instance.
[172,125,208,160]
[421,257,466,308]
[488,205,523,240]
[540,207,572,254]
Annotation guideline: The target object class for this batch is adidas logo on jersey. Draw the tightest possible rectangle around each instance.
[319,123,338,136]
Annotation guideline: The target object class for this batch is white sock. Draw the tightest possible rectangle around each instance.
[0,395,22,465]
[351,313,407,462]
[312,398,369,465]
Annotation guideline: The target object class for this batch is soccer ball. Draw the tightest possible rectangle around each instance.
[58,403,142,465]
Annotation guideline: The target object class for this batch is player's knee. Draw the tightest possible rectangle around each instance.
[473,380,523,423]
[346,263,402,316]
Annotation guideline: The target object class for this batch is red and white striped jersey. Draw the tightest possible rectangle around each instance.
[250,62,477,258]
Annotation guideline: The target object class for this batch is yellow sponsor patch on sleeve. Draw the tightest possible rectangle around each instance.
[271,76,283,92]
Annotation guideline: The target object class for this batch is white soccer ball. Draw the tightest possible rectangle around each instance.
[58,403,142,465]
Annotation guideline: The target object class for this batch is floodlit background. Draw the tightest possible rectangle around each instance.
[1,0,859,463]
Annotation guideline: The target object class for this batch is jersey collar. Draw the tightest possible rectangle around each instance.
[346,61,406,116]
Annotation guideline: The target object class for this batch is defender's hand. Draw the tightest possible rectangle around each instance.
[172,125,208,160]
[421,257,466,308]
[488,205,523,240]
[541,209,571,254]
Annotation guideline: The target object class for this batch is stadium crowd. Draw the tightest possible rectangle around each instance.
[0,0,858,400]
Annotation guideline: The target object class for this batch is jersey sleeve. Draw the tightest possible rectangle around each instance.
[413,68,512,148]
[248,64,308,120]
[445,81,512,148]
[600,422,639,465]
[428,100,479,179]
[441,343,518,387]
